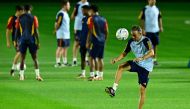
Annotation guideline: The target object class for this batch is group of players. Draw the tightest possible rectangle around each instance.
[6,0,109,81]
[6,0,163,109]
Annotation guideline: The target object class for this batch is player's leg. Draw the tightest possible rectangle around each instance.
[62,39,71,66]
[55,39,63,67]
[72,30,80,66]
[19,52,26,80]
[138,85,146,109]
[105,61,132,97]
[29,43,43,81]
[153,32,160,65]
[18,41,27,80]
[78,46,87,78]
[10,51,21,76]
[95,45,105,80]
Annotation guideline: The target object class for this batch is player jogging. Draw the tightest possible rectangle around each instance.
[6,5,24,76]
[54,0,71,67]
[138,0,163,65]
[71,0,89,66]
[15,4,43,81]
[86,5,108,81]
[105,25,154,109]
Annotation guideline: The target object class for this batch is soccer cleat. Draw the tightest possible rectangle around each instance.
[54,63,62,68]
[10,69,15,76]
[105,87,115,97]
[19,75,24,81]
[95,77,103,81]
[36,76,43,81]
[86,60,90,66]
[63,63,72,67]
[88,76,95,81]
[72,61,77,66]
[77,74,86,79]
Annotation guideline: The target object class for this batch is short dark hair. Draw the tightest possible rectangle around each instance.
[24,4,33,11]
[82,5,90,10]
[61,0,69,6]
[131,25,142,33]
[16,5,24,11]
[90,5,99,12]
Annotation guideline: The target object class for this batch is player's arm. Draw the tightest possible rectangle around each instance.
[71,7,77,20]
[6,17,13,48]
[34,16,40,49]
[54,13,63,32]
[133,39,154,62]
[158,12,163,32]
[104,20,109,40]
[111,41,131,64]
[86,17,93,48]
[138,9,146,35]
[14,18,20,47]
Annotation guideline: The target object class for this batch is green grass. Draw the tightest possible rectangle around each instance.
[0,2,190,109]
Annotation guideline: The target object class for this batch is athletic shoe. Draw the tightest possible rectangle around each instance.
[10,69,15,76]
[94,76,103,81]
[105,87,115,97]
[72,61,77,66]
[63,63,72,67]
[19,74,24,81]
[77,74,86,79]
[54,63,62,68]
[36,76,43,81]
[88,76,95,81]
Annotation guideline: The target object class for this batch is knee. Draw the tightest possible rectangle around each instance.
[118,65,124,71]
[140,86,146,95]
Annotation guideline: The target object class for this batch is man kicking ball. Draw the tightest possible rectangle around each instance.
[105,25,154,109]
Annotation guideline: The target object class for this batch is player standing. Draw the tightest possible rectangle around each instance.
[6,5,24,76]
[86,5,108,81]
[138,0,163,65]
[71,0,89,66]
[105,26,154,109]
[54,0,71,67]
[15,4,43,81]
[77,5,90,78]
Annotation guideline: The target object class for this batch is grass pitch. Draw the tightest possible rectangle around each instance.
[0,2,190,109]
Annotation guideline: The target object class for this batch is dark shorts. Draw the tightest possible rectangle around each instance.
[146,32,159,47]
[90,44,104,59]
[74,30,81,41]
[127,60,150,88]
[57,39,70,48]
[19,40,37,54]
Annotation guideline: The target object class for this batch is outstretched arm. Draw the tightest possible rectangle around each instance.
[111,52,127,64]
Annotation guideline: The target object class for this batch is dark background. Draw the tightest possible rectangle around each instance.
[0,0,190,2]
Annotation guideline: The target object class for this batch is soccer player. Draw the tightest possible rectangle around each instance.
[71,0,89,66]
[77,5,90,78]
[6,5,24,76]
[15,4,43,81]
[54,0,71,67]
[86,5,108,81]
[138,0,163,65]
[105,25,154,109]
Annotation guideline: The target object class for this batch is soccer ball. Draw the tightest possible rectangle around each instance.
[16,63,26,70]
[116,28,129,40]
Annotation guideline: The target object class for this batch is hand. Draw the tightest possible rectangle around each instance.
[111,58,117,64]
[86,42,90,49]
[7,42,11,48]
[53,30,56,35]
[142,29,146,36]
[133,57,143,62]
[160,27,164,32]
[37,44,40,49]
